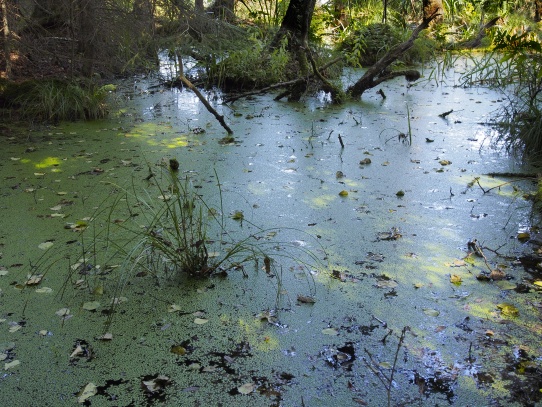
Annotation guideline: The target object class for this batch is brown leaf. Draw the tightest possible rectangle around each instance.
[297,295,316,304]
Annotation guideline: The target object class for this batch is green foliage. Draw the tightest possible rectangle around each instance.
[339,23,437,67]
[4,79,109,122]
[207,37,289,89]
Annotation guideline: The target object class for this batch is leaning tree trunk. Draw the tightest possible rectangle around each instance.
[347,13,440,98]
[268,0,317,101]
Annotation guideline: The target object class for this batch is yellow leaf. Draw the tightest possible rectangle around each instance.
[450,274,462,285]
[170,345,186,355]
[497,303,519,317]
[339,190,349,197]
[534,280,542,287]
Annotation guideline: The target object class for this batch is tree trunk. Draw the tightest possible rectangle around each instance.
[195,0,204,13]
[269,0,316,50]
[535,0,542,22]
[268,0,316,101]
[423,0,443,23]
[333,0,348,28]
[78,0,96,77]
[1,0,11,79]
[207,0,235,21]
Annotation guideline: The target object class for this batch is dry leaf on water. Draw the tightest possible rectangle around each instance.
[238,382,255,394]
[322,327,338,336]
[77,382,97,403]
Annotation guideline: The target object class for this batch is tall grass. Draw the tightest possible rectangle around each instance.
[8,79,109,122]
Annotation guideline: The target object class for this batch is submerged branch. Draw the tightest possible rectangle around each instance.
[177,75,233,134]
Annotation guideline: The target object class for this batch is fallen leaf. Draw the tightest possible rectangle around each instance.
[35,287,53,294]
[297,295,316,304]
[231,211,244,221]
[322,327,339,336]
[194,318,208,325]
[238,382,255,395]
[489,269,506,280]
[396,190,405,197]
[376,279,398,289]
[496,281,516,290]
[439,160,452,165]
[70,345,85,358]
[168,304,182,313]
[170,345,186,355]
[77,382,97,403]
[55,308,70,317]
[4,360,20,370]
[82,301,100,311]
[497,303,519,317]
[450,274,462,286]
[26,274,43,285]
[359,158,372,165]
[423,309,440,317]
[534,280,542,287]
[517,232,530,240]
[142,375,171,393]
[98,333,113,341]
[38,241,54,250]
[339,190,349,197]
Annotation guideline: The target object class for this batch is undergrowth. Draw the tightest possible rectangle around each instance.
[2,79,110,122]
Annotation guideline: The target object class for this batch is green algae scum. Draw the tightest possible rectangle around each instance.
[1,73,541,406]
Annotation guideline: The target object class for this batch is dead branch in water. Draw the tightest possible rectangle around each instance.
[177,75,233,134]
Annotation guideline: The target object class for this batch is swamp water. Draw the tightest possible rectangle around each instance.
[1,67,541,406]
